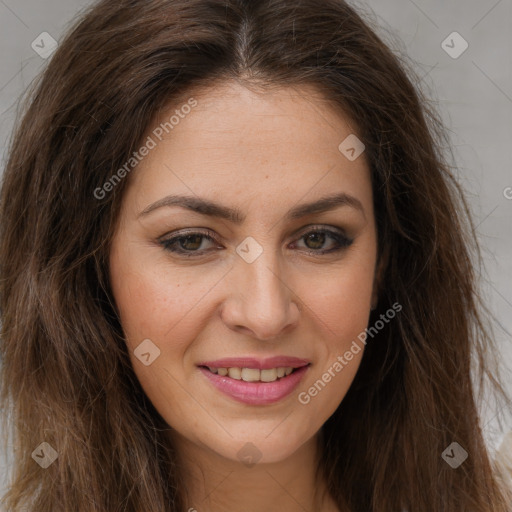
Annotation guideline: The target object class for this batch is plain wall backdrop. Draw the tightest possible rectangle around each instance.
[0,0,511,497]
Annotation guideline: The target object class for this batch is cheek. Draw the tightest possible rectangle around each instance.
[109,251,210,430]
[307,272,372,332]
[292,251,375,419]
[298,253,376,347]
[109,247,213,352]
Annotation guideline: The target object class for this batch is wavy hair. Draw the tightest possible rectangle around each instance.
[0,0,510,510]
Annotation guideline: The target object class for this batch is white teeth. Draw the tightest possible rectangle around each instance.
[260,368,278,382]
[227,367,241,380]
[241,368,260,382]
[207,366,297,381]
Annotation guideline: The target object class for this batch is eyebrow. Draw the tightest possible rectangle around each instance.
[138,192,365,222]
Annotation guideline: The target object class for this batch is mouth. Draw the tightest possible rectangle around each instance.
[196,358,311,405]
[198,365,304,382]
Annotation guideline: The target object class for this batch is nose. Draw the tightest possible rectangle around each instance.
[219,249,301,341]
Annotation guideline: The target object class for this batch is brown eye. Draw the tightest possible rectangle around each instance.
[304,232,326,250]
[293,227,353,255]
[177,234,205,251]
[159,230,219,256]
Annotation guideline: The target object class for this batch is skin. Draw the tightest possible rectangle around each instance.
[109,80,379,512]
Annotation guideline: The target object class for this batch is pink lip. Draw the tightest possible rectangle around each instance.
[198,365,310,405]
[197,356,310,370]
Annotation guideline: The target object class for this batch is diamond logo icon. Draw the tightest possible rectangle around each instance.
[441,32,468,59]
[338,134,365,161]
[237,442,262,468]
[442,442,468,468]
[134,338,161,366]
[31,442,58,469]
[236,236,263,263]
[31,32,58,59]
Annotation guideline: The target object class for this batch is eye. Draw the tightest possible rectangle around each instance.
[159,229,220,257]
[291,226,353,255]
[158,226,353,257]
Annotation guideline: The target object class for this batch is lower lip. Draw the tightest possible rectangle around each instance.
[198,365,310,405]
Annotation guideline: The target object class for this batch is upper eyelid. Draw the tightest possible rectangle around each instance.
[160,223,348,240]
[159,225,351,249]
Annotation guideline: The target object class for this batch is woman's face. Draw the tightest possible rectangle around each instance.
[109,81,378,464]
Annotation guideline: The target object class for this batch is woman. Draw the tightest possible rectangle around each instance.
[0,0,510,510]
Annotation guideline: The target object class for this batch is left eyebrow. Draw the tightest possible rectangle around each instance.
[137,192,366,222]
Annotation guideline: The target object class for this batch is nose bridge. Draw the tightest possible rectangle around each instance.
[224,237,299,340]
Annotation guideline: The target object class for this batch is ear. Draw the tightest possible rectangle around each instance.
[371,243,389,310]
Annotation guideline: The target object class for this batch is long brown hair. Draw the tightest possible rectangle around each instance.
[0,0,510,510]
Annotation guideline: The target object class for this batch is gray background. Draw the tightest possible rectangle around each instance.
[0,0,511,496]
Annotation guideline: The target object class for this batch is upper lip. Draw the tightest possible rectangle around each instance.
[197,356,311,370]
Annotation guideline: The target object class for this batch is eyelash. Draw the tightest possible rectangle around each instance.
[158,226,354,258]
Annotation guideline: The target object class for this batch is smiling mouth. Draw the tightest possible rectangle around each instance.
[199,365,305,383]
[198,363,311,405]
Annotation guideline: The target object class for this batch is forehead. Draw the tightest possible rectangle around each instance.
[123,81,372,217]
